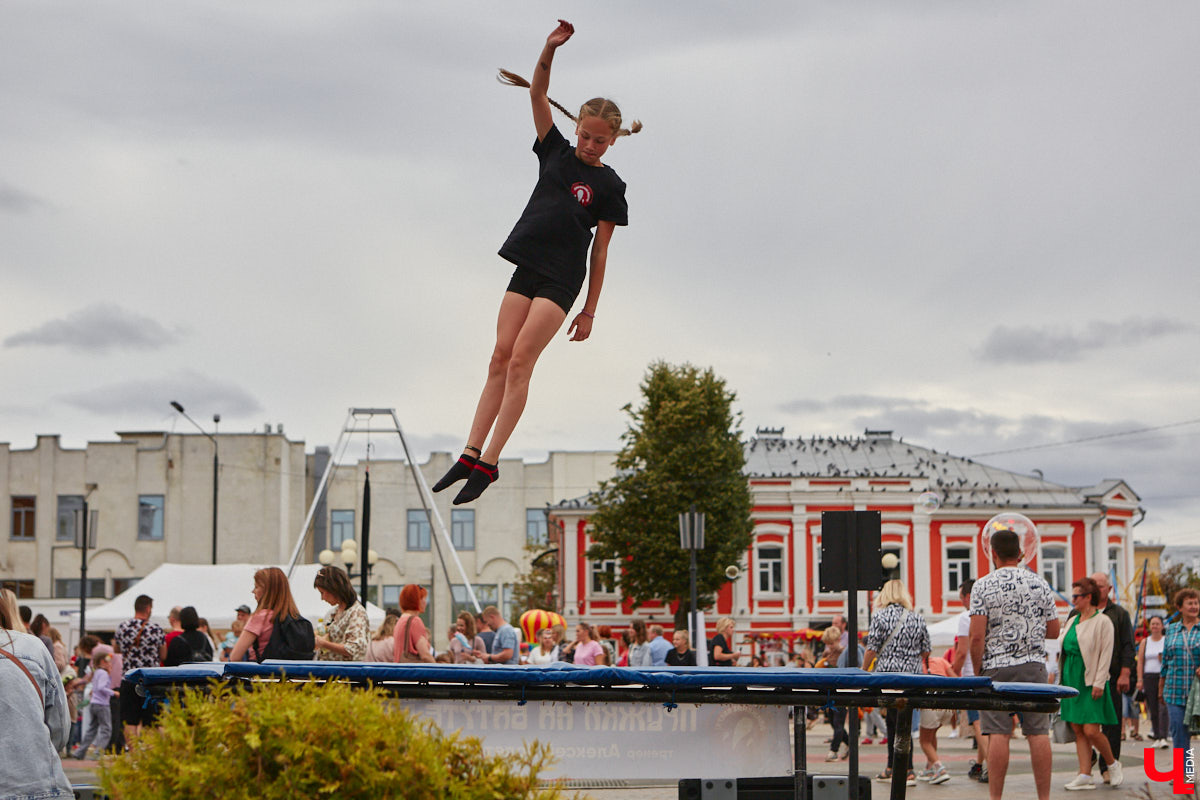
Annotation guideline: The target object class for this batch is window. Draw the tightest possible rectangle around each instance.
[55,578,106,599]
[1,578,35,598]
[590,560,618,595]
[330,509,355,549]
[1106,545,1122,585]
[57,495,83,541]
[526,508,549,547]
[757,546,783,595]
[137,495,164,540]
[407,509,431,551]
[380,584,402,611]
[380,584,434,626]
[112,577,141,596]
[1041,545,1067,593]
[452,584,499,621]
[451,509,475,550]
[945,546,972,593]
[500,583,522,623]
[11,496,35,540]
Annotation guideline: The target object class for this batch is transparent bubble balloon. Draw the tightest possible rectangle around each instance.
[916,491,941,513]
[981,512,1040,567]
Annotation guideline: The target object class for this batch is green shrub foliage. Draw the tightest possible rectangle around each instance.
[99,680,576,800]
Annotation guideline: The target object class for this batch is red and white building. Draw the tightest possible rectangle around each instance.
[548,430,1141,641]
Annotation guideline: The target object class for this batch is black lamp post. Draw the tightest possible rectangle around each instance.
[170,401,219,564]
[679,504,705,655]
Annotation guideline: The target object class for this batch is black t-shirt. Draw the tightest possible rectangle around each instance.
[499,125,628,294]
[665,648,697,667]
[710,633,734,666]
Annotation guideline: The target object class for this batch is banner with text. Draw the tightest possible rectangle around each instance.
[397,699,792,779]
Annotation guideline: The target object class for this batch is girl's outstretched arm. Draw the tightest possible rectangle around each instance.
[531,20,573,141]
[568,220,614,342]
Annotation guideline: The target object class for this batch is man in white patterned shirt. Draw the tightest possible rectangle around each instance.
[969,530,1061,800]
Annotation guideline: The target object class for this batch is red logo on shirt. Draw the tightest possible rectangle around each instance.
[571,182,593,207]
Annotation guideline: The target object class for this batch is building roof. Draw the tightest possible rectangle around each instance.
[744,430,1129,511]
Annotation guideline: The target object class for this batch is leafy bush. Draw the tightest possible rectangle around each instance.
[99,680,577,800]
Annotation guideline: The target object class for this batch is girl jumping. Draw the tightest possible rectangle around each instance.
[433,19,640,504]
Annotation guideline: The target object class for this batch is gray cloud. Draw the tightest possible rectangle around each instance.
[4,303,184,353]
[58,370,262,418]
[0,182,44,214]
[976,317,1193,364]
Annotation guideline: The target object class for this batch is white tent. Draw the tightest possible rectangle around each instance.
[928,614,963,648]
[927,612,1062,665]
[74,562,386,635]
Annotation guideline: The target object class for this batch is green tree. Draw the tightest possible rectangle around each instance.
[586,361,753,630]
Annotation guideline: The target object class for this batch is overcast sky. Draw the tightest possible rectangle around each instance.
[3,2,1197,547]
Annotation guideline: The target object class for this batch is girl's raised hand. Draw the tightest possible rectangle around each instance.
[547,19,575,49]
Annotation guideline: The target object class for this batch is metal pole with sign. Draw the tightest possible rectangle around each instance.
[679,504,705,654]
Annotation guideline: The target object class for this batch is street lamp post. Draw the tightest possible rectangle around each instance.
[318,540,379,601]
[678,504,705,652]
[170,401,219,565]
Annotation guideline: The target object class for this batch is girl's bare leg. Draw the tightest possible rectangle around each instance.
[480,297,567,463]
[432,293,531,493]
[465,292,533,449]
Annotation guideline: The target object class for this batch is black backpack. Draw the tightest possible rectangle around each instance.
[258,614,315,662]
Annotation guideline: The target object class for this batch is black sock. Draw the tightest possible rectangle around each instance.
[432,454,477,492]
[453,460,498,504]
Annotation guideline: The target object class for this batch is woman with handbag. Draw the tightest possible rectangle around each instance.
[393,585,435,663]
[863,579,930,787]
[1059,576,1123,791]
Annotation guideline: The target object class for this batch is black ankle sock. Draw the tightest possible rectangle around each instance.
[453,460,498,505]
[432,454,477,492]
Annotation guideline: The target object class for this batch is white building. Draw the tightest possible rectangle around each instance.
[0,429,615,638]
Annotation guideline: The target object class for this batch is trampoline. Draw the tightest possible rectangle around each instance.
[127,663,1076,800]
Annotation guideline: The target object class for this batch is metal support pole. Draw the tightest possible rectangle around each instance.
[212,450,219,564]
[847,512,860,800]
[793,705,808,800]
[889,704,913,800]
[79,500,88,635]
[689,546,699,652]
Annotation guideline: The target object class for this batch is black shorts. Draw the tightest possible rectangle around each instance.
[119,677,159,727]
[506,266,577,315]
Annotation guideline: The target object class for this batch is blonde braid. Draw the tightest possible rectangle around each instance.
[497,69,578,124]
[498,69,642,138]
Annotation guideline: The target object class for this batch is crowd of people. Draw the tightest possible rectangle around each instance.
[4,541,1199,797]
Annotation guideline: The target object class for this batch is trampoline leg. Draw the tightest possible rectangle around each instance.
[848,704,860,800]
[890,705,913,800]
[793,706,807,800]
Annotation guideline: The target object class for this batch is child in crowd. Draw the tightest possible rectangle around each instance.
[72,651,117,759]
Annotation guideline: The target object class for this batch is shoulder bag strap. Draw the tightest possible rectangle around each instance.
[400,616,416,660]
[878,608,910,657]
[0,646,44,704]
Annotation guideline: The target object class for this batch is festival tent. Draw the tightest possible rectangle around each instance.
[926,613,1062,663]
[928,615,963,648]
[74,562,387,635]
